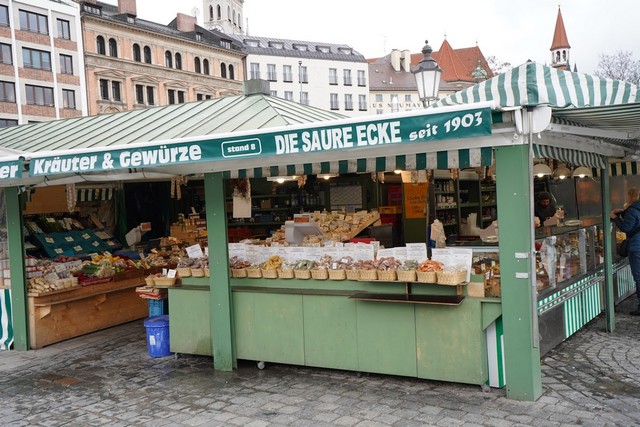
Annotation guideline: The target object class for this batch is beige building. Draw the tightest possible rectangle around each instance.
[80,0,245,115]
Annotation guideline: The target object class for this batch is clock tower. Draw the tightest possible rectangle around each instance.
[203,0,245,35]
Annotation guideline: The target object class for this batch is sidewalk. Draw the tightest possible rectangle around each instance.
[0,297,639,426]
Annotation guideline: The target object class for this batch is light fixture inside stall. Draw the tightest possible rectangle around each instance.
[532,163,552,178]
[553,163,571,180]
[317,173,338,180]
[267,175,297,184]
[393,169,402,174]
[572,166,592,178]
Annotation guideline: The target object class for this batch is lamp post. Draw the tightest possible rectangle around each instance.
[412,40,442,107]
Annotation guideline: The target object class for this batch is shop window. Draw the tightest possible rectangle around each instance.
[19,10,48,35]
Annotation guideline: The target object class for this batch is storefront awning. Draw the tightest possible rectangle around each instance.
[533,144,606,169]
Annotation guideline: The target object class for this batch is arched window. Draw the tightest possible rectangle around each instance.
[194,57,201,73]
[232,8,236,24]
[238,12,242,28]
[175,53,182,70]
[228,64,234,80]
[556,51,560,62]
[108,38,118,57]
[96,36,105,55]
[227,6,231,21]
[132,43,141,62]
[216,5,221,20]
[220,62,227,78]
[562,50,566,60]
[165,50,172,68]
[143,46,151,64]
[203,59,210,75]
[209,5,213,20]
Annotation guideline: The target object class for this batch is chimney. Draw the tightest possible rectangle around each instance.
[390,49,401,72]
[117,0,136,16]
[176,13,196,32]
[401,50,411,72]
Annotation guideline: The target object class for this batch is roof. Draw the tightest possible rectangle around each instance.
[367,55,462,93]
[408,41,493,83]
[227,35,367,63]
[550,7,570,50]
[0,94,347,153]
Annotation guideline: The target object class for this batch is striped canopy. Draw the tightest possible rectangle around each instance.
[434,62,640,109]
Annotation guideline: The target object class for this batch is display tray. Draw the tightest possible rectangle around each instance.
[78,276,113,287]
[348,292,464,305]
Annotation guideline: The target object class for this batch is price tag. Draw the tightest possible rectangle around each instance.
[186,244,204,259]
[54,263,67,273]
[167,269,177,278]
[44,272,59,281]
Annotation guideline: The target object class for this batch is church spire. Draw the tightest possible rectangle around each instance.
[550,6,571,70]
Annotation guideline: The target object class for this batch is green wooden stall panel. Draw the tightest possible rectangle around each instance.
[302,295,358,371]
[168,287,212,356]
[356,301,417,377]
[415,299,488,385]
[233,292,304,365]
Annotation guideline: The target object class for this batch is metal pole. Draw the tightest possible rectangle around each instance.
[298,61,303,103]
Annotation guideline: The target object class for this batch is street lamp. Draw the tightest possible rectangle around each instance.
[412,40,442,107]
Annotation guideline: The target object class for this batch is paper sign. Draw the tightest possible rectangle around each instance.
[354,244,375,261]
[288,247,307,262]
[406,243,428,263]
[232,196,252,218]
[228,243,247,261]
[167,269,177,278]
[44,272,59,281]
[306,247,323,261]
[376,248,394,259]
[186,244,204,259]
[403,183,428,219]
[431,248,473,282]
[392,247,407,262]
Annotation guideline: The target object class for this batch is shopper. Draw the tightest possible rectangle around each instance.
[534,191,556,224]
[611,187,640,316]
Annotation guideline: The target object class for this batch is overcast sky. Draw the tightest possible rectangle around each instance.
[108,0,640,75]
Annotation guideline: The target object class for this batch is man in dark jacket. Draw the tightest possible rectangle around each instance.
[612,199,640,315]
[534,192,556,224]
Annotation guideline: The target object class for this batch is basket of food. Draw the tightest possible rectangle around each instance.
[396,260,418,282]
[294,269,311,279]
[375,257,401,282]
[154,276,177,287]
[231,268,248,278]
[311,268,329,280]
[145,274,157,286]
[292,260,315,280]
[436,268,467,285]
[204,268,210,277]
[229,256,251,278]
[358,269,378,281]
[261,255,283,279]
[346,269,360,280]
[328,268,346,280]
[191,268,205,277]
[278,268,294,279]
[176,267,191,278]
[416,259,444,283]
[377,270,397,282]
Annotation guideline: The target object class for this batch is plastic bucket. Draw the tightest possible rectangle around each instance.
[143,315,172,357]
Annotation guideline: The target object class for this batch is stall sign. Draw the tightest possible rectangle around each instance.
[0,160,21,180]
[28,107,492,176]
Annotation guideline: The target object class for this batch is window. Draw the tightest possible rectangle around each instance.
[267,64,276,81]
[375,94,383,102]
[343,69,352,86]
[0,6,8,27]
[228,64,234,80]
[168,89,185,104]
[164,51,172,67]
[0,44,12,65]
[59,54,73,74]
[168,89,175,104]
[194,57,201,73]
[299,65,308,83]
[23,48,51,71]
[0,119,18,127]
[99,79,121,101]
[143,46,151,64]
[83,4,101,15]
[96,36,105,55]
[405,94,412,102]
[284,91,293,101]
[178,91,185,103]
[216,5,221,19]
[19,10,48,35]
[0,81,15,102]
[220,63,227,78]
[330,93,339,110]
[329,68,338,85]
[57,19,70,40]
[283,65,292,82]
[62,89,75,109]
[221,40,231,49]
[358,70,366,86]
[344,94,353,110]
[108,38,117,57]
[300,92,309,105]
[135,84,144,104]
[146,86,154,105]
[209,5,213,20]
[175,53,182,70]
[249,63,259,80]
[203,59,209,75]
[25,85,54,106]
[196,93,203,101]
[135,85,154,105]
[132,44,141,62]
[270,90,277,97]
[359,95,367,111]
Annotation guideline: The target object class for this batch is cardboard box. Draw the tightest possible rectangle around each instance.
[378,205,402,214]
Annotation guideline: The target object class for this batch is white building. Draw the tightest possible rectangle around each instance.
[0,0,87,126]
[202,0,244,35]
[229,34,370,117]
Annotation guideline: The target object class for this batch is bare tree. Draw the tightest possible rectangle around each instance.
[594,51,640,85]
[486,56,512,75]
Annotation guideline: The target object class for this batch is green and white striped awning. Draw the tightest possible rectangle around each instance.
[533,144,606,169]
[222,148,494,178]
[608,162,640,176]
[77,188,114,202]
[435,62,639,109]
[0,289,12,351]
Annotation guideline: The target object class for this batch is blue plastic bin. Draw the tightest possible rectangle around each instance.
[148,299,168,317]
[143,315,172,357]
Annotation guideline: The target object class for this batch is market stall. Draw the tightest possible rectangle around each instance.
[0,69,639,401]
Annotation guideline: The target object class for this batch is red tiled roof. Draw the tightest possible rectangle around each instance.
[408,40,493,83]
[550,7,570,50]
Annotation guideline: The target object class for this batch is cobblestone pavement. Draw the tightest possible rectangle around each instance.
[1,297,639,426]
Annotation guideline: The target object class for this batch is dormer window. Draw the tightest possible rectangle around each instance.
[221,40,231,49]
[126,15,135,24]
[317,45,330,53]
[195,33,202,42]
[293,43,308,52]
[245,39,259,48]
[269,41,284,49]
[338,47,352,55]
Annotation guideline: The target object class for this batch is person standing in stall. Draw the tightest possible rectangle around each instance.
[534,192,556,224]
[611,187,640,316]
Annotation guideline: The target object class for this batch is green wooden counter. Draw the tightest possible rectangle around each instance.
[169,277,502,385]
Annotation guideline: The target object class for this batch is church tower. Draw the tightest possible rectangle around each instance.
[550,6,571,70]
[203,0,244,34]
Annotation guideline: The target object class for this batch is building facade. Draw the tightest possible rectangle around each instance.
[230,34,370,117]
[80,0,245,116]
[0,0,87,127]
